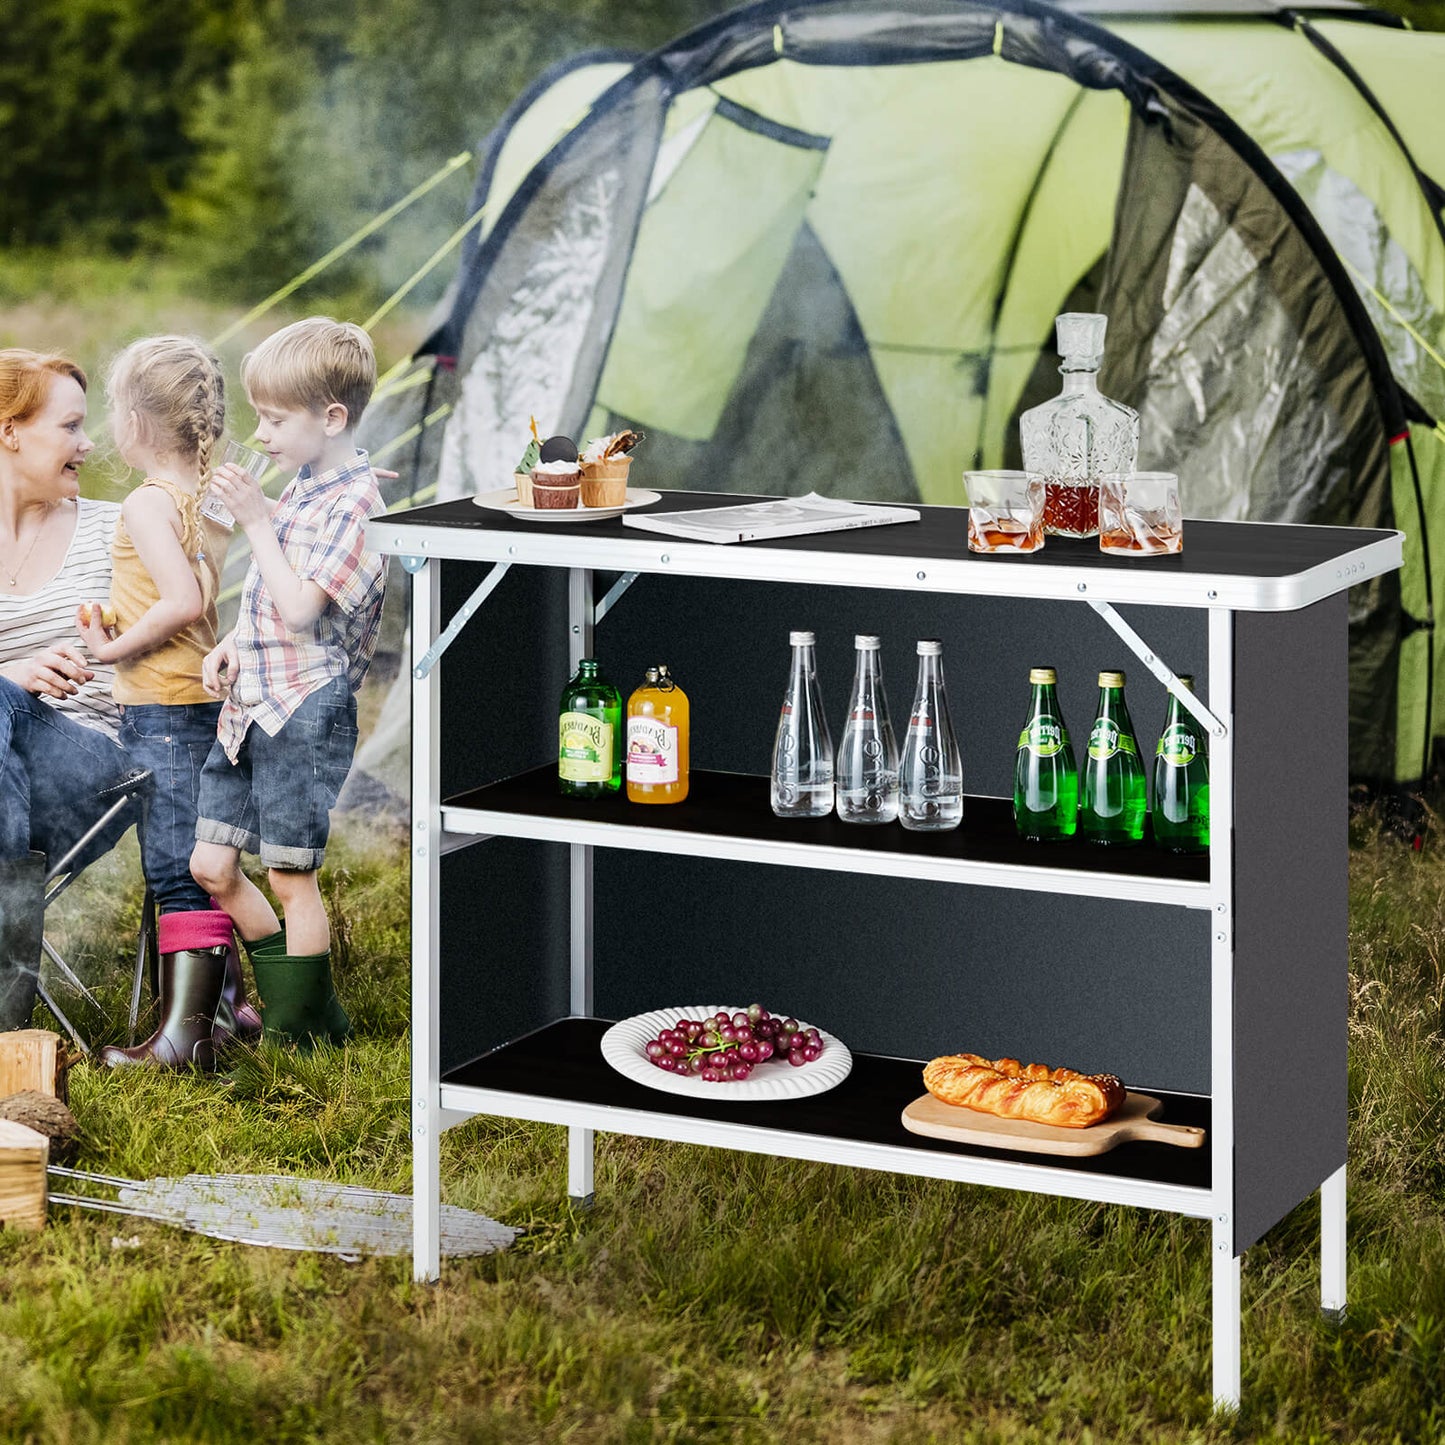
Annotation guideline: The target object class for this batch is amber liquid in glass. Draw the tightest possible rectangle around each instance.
[967,511,1043,553]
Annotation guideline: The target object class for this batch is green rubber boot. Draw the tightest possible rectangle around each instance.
[250,951,352,1048]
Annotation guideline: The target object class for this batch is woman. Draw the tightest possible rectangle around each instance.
[0,349,134,1029]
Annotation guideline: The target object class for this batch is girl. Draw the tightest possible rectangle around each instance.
[76,335,261,1068]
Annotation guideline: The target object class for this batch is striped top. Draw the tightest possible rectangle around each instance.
[0,497,122,739]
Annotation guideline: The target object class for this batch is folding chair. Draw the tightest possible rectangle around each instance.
[38,768,157,1056]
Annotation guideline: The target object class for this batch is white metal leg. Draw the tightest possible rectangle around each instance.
[568,568,596,1205]
[1321,1164,1347,1317]
[1206,607,1239,1409]
[569,842,595,1205]
[1212,1240,1242,1411]
[411,558,444,1282]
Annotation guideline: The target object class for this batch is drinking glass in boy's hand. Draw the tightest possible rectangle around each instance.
[208,461,271,528]
[202,439,269,529]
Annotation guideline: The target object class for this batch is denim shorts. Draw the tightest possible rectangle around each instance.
[119,701,222,914]
[195,677,358,871]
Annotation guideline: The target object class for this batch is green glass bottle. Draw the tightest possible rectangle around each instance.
[558,659,622,797]
[1152,676,1210,853]
[1080,670,1146,845]
[1013,666,1078,842]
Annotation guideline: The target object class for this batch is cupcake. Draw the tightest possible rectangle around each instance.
[531,458,581,509]
[580,455,630,507]
[579,430,642,507]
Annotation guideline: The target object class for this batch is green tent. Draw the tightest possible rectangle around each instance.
[361,0,1445,788]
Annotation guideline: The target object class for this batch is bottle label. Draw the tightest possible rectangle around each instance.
[1088,721,1138,761]
[626,716,679,784]
[1017,716,1069,757]
[559,712,613,782]
[1156,723,1199,767]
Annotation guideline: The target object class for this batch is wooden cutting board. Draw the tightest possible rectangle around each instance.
[901,1090,1206,1157]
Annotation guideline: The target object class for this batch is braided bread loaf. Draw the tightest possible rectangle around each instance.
[922,1053,1126,1128]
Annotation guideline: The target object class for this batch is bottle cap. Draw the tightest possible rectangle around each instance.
[1029,667,1056,685]
[1056,312,1106,369]
[645,667,660,683]
[917,639,943,656]
[1098,670,1126,688]
[658,664,670,676]
[789,630,815,646]
[855,634,881,650]
[1177,674,1194,689]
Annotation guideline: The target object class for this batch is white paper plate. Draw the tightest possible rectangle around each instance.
[471,487,661,522]
[600,1005,853,1101]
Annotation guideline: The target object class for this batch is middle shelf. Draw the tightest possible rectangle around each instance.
[442,767,1213,907]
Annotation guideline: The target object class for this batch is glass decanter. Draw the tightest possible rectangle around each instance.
[1020,312,1139,539]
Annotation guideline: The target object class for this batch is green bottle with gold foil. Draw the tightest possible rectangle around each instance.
[1152,676,1210,853]
[558,659,622,798]
[1080,670,1146,845]
[1013,666,1078,842]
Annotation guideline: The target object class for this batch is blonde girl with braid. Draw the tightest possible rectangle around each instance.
[74,334,263,1070]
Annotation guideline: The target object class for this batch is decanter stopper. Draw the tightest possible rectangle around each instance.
[1055,312,1107,372]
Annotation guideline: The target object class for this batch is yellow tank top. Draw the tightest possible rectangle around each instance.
[111,478,230,706]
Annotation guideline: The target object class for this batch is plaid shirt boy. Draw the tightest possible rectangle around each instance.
[218,450,385,762]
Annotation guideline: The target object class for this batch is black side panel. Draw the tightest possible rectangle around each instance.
[1232,594,1348,1252]
[438,561,573,1072]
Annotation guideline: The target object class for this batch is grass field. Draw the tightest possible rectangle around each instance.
[0,813,1442,1443]
[4,256,1445,1442]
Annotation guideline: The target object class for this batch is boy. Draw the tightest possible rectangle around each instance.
[191,317,385,1046]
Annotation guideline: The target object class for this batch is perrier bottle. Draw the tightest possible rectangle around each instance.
[558,659,622,798]
[1080,670,1146,845]
[1152,676,1210,853]
[1013,666,1078,841]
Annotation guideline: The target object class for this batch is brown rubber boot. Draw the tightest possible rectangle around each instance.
[98,946,228,1070]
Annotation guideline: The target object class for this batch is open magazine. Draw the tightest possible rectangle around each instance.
[621,492,921,545]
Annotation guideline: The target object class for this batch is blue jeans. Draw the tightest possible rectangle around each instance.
[196,677,358,871]
[119,702,222,914]
[0,676,133,870]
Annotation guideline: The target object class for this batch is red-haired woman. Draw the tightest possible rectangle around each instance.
[0,348,130,1029]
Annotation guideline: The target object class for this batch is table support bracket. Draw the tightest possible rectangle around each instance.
[1089,599,1227,738]
[595,570,639,625]
[412,562,512,679]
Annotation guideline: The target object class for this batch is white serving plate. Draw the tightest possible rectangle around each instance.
[600,1004,852,1102]
[471,486,661,523]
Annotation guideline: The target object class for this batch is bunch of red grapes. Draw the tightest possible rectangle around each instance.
[643,1005,825,1083]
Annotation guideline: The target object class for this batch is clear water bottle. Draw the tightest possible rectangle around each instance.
[899,640,963,831]
[836,634,899,824]
[771,630,834,818]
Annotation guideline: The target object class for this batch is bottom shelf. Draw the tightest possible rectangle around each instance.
[439,1019,1215,1217]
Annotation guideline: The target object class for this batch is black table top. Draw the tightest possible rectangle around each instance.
[373,491,1402,609]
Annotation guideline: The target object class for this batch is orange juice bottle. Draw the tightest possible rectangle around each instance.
[626,665,690,804]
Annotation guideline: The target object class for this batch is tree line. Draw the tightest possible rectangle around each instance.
[6,0,728,301]
[9,0,1438,308]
